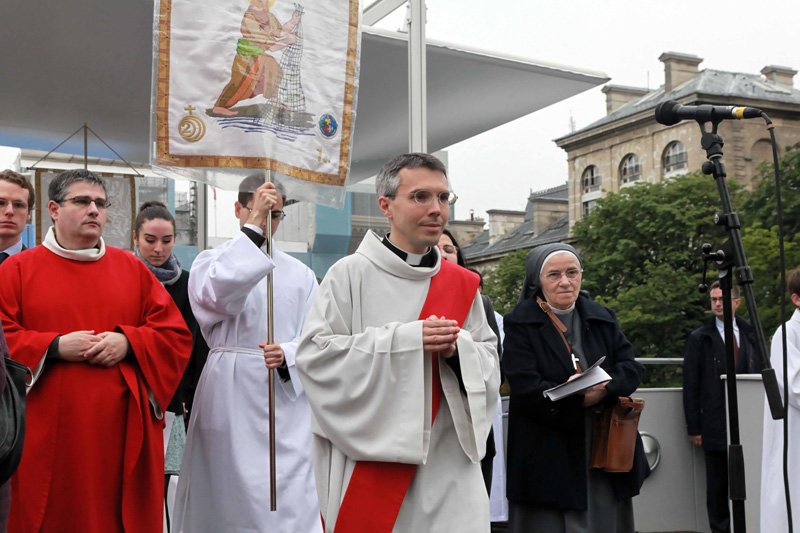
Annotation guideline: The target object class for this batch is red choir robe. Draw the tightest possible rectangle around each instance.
[0,245,192,532]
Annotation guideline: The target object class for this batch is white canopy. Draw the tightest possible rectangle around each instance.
[0,2,607,183]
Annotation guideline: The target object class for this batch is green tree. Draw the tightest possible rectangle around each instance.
[483,249,527,315]
[741,149,800,241]
[739,223,800,336]
[737,149,800,336]
[483,150,800,386]
[566,173,756,388]
[573,173,729,301]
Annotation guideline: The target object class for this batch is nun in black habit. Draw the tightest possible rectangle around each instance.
[502,243,649,533]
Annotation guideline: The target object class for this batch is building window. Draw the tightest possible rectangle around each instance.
[582,166,601,194]
[663,141,688,177]
[619,154,641,185]
[582,199,598,216]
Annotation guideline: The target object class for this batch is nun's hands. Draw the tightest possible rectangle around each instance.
[582,383,608,406]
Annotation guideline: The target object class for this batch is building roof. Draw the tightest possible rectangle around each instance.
[556,68,800,142]
[462,215,569,261]
[528,182,569,202]
[462,183,569,261]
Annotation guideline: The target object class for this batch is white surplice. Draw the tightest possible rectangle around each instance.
[173,232,321,533]
[761,308,800,533]
[296,231,500,532]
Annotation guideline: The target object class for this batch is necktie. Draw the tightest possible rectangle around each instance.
[733,334,741,370]
[0,252,8,264]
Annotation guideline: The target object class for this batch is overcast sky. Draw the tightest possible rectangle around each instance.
[371,0,800,222]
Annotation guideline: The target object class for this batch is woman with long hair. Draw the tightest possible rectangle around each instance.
[133,200,209,529]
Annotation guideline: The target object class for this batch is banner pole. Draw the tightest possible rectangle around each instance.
[265,169,277,512]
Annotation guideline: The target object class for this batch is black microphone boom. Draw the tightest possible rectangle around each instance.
[654,100,763,126]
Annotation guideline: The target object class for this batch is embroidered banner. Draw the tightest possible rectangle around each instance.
[153,0,360,186]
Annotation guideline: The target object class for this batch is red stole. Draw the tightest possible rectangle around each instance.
[333,260,480,532]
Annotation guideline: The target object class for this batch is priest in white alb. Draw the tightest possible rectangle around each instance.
[296,153,500,532]
[173,176,321,533]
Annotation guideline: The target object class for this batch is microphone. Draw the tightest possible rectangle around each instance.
[654,100,763,125]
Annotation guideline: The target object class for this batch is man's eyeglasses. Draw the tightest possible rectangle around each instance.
[60,196,111,210]
[0,198,30,212]
[710,297,740,303]
[543,268,582,282]
[242,206,286,220]
[387,190,458,207]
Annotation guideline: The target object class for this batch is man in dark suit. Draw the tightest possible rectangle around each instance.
[0,169,33,529]
[0,336,7,533]
[0,169,33,263]
[682,281,762,533]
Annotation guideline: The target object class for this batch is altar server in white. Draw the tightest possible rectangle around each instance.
[761,266,800,533]
[174,176,321,533]
[297,153,500,532]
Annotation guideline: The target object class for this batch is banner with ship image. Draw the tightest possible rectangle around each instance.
[153,0,360,187]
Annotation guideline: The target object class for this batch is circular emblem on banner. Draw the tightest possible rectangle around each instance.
[318,113,339,139]
[179,105,206,143]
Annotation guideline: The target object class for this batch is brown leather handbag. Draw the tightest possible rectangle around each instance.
[590,396,644,473]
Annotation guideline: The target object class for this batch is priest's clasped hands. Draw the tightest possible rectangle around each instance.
[57,330,130,367]
[422,315,460,358]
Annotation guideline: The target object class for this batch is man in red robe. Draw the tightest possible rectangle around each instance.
[0,169,192,532]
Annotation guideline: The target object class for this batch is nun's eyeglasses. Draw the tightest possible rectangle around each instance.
[544,268,582,282]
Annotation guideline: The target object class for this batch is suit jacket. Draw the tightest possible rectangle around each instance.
[0,331,9,532]
[682,316,761,451]
[0,232,22,526]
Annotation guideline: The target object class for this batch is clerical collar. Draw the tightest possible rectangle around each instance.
[42,226,106,262]
[381,235,437,267]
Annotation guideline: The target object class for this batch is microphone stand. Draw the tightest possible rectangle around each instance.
[696,120,785,533]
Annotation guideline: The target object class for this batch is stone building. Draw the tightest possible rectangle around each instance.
[461,183,568,272]
[555,52,800,230]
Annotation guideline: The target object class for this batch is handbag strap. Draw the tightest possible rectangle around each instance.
[536,296,583,373]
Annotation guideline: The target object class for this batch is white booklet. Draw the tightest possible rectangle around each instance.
[543,356,612,401]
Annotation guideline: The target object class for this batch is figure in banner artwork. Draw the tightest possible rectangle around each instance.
[210,0,315,133]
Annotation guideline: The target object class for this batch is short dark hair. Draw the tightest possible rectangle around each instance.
[709,280,741,299]
[376,153,448,197]
[48,169,107,203]
[237,173,287,206]
[788,267,800,297]
[135,200,175,235]
[0,169,35,209]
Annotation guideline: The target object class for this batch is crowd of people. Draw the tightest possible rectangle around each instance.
[0,154,797,532]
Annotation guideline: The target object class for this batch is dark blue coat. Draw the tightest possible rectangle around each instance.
[502,294,649,511]
[682,317,760,451]
[0,331,9,531]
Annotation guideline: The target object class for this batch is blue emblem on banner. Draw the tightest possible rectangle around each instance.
[318,113,339,138]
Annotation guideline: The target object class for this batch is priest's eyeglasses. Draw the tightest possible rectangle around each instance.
[0,199,29,212]
[60,196,111,210]
[543,268,582,282]
[389,190,458,206]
